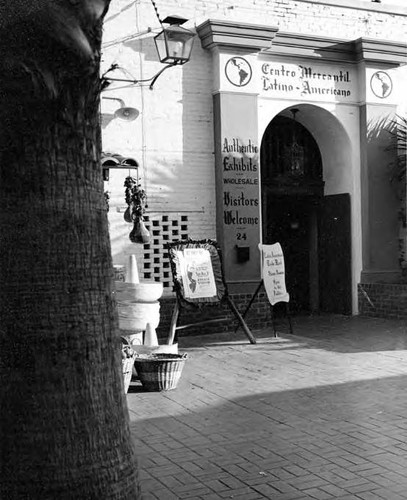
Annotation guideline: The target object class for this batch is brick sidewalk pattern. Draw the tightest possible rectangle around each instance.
[127,315,407,500]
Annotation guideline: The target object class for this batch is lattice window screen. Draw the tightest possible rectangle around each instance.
[143,214,189,291]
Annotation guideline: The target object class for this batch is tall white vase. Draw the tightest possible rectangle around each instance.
[114,281,164,333]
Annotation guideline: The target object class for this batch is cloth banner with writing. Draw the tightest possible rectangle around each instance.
[259,243,290,305]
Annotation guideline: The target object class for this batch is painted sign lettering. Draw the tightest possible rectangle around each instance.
[223,138,258,155]
[259,243,290,305]
[221,137,260,245]
[260,62,354,99]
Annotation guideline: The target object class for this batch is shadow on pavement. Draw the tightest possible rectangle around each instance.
[129,373,407,499]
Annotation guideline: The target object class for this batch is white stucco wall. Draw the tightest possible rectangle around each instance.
[102,0,406,301]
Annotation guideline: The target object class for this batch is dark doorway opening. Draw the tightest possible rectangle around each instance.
[266,196,316,313]
[261,112,352,315]
[319,193,352,315]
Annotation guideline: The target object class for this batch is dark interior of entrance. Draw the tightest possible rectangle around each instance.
[261,112,352,315]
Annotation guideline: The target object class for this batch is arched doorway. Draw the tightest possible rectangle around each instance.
[261,108,352,315]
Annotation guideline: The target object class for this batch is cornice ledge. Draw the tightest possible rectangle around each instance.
[268,32,356,63]
[354,38,407,66]
[196,19,279,52]
[196,20,407,66]
[262,31,407,66]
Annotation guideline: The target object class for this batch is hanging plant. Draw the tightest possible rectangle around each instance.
[124,176,150,244]
[124,176,147,220]
[104,190,110,212]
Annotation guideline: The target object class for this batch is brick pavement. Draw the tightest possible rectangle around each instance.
[126,315,407,500]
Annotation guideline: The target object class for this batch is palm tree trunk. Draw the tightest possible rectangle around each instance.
[0,2,141,498]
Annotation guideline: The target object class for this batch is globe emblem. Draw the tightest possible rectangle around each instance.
[370,71,393,99]
[225,57,252,87]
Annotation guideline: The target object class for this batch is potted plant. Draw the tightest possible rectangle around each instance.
[389,115,407,278]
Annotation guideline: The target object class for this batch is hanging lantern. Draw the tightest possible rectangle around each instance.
[103,16,195,90]
[154,16,195,66]
[284,108,305,177]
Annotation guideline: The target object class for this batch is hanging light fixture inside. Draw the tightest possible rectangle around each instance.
[103,16,195,90]
[284,108,305,177]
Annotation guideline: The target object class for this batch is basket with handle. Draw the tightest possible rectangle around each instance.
[133,353,188,392]
[121,337,135,393]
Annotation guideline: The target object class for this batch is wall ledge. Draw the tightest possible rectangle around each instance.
[197,20,407,66]
[196,19,278,52]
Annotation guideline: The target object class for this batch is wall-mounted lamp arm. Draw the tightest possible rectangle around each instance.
[104,63,177,90]
[147,63,176,89]
[101,17,195,91]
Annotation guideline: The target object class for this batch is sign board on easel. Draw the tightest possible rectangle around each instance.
[176,248,217,300]
[259,243,290,306]
[166,239,256,345]
[238,243,292,337]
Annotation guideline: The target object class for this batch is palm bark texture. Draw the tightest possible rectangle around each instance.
[0,1,141,498]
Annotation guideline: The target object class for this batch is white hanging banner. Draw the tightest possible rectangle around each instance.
[176,248,217,299]
[259,243,290,306]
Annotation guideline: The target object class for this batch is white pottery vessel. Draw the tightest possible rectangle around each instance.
[117,301,160,331]
[115,281,164,303]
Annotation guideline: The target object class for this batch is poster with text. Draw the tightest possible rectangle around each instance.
[260,243,290,305]
[176,248,217,299]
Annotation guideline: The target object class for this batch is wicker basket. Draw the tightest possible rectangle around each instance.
[121,337,135,394]
[133,353,188,392]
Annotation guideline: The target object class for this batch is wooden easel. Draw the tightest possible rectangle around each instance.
[238,279,293,338]
[167,294,256,345]
[166,239,256,345]
[237,242,293,338]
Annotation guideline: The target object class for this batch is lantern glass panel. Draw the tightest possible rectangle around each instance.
[154,26,195,65]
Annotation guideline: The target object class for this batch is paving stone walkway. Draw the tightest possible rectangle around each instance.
[127,315,407,500]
